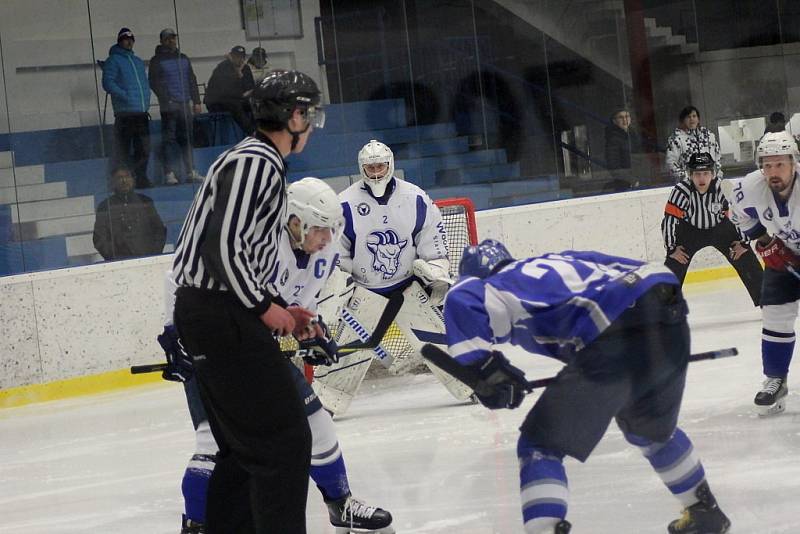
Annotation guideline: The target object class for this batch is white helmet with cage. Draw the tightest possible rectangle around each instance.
[756,130,799,167]
[358,139,395,197]
[286,177,344,244]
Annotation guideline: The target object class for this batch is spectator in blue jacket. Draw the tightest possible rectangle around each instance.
[102,27,152,189]
[149,28,203,185]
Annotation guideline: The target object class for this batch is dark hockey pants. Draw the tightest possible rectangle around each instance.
[175,287,311,534]
[664,219,762,306]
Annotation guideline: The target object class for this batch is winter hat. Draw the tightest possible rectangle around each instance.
[117,27,135,42]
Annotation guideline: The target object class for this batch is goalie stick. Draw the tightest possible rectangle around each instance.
[130,292,404,375]
[420,344,739,394]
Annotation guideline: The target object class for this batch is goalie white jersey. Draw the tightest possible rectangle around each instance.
[339,177,448,293]
[730,166,800,255]
[269,228,340,311]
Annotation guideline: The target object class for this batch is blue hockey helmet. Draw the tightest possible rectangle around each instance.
[458,239,514,279]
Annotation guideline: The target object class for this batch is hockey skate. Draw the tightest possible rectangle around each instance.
[326,493,394,533]
[180,514,205,534]
[754,376,787,417]
[668,482,731,534]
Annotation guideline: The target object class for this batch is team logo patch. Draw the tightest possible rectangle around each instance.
[764,207,774,221]
[366,229,408,279]
[280,268,289,285]
[357,203,371,216]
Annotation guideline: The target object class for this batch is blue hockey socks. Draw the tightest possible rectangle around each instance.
[761,329,794,377]
[518,434,568,533]
[625,428,705,507]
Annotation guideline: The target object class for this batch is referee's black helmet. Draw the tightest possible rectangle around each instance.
[251,70,323,129]
[686,152,714,173]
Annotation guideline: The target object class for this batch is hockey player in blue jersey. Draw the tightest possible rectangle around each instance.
[165,178,393,533]
[443,239,730,534]
[729,130,800,416]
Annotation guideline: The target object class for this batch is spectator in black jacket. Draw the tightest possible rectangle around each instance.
[604,108,641,170]
[93,167,167,261]
[149,28,203,185]
[204,46,255,136]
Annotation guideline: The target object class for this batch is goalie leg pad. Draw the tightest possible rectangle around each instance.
[312,286,389,415]
[393,282,474,401]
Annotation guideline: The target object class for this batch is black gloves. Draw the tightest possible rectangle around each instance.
[157,325,194,383]
[471,351,528,410]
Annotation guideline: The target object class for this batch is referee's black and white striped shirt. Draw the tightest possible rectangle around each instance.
[172,132,287,315]
[661,177,741,251]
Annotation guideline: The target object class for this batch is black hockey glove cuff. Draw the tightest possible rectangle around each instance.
[157,325,193,383]
[471,351,528,410]
[298,317,340,366]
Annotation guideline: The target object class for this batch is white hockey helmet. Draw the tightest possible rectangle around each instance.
[358,139,395,197]
[286,177,344,243]
[756,130,799,167]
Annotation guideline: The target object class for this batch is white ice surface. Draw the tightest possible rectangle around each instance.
[1,277,797,533]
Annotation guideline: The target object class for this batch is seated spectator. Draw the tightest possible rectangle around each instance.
[764,111,787,134]
[248,47,270,85]
[102,27,152,189]
[149,28,204,185]
[665,105,721,182]
[93,167,167,261]
[204,46,255,136]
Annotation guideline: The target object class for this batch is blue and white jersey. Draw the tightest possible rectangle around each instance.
[444,251,679,365]
[729,166,800,256]
[268,228,340,312]
[339,177,447,293]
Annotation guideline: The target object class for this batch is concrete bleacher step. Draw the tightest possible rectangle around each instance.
[0,151,12,169]
[11,195,95,224]
[435,162,521,186]
[65,233,97,258]
[17,214,95,241]
[0,182,68,205]
[0,164,45,188]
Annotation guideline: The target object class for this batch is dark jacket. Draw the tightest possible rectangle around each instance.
[93,192,167,260]
[204,59,254,106]
[148,45,200,108]
[604,124,641,170]
[102,44,150,114]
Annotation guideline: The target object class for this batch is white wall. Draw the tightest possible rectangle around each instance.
[0,186,736,390]
[0,0,324,133]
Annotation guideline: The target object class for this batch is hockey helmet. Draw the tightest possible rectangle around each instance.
[756,130,799,167]
[287,177,344,244]
[686,152,715,173]
[459,239,515,279]
[251,70,324,130]
[358,140,395,197]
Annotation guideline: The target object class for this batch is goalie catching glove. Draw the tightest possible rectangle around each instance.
[412,258,452,305]
[470,351,528,410]
[157,324,193,383]
[755,236,800,272]
[297,317,340,366]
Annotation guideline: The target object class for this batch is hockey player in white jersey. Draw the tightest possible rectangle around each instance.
[166,177,393,533]
[729,130,800,416]
[313,139,472,415]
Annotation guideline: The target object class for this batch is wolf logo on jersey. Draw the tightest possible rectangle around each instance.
[366,229,408,279]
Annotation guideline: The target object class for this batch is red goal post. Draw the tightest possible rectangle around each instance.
[433,197,479,278]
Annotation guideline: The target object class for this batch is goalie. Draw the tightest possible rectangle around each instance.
[165,177,393,534]
[313,139,472,415]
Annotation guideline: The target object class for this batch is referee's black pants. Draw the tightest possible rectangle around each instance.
[174,287,311,534]
[664,219,763,306]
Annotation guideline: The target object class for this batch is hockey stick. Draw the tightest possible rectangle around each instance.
[131,292,405,375]
[420,344,738,394]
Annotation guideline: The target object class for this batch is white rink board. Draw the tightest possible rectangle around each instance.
[1,187,737,388]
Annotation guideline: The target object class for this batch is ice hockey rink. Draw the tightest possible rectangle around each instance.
[1,276,797,534]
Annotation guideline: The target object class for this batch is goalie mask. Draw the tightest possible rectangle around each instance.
[459,239,514,279]
[286,177,344,246]
[756,131,799,167]
[358,140,395,197]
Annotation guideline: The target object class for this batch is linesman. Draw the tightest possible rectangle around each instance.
[171,70,326,533]
[661,151,763,305]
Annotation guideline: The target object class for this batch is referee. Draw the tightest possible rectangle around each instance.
[171,70,325,533]
[662,152,763,305]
